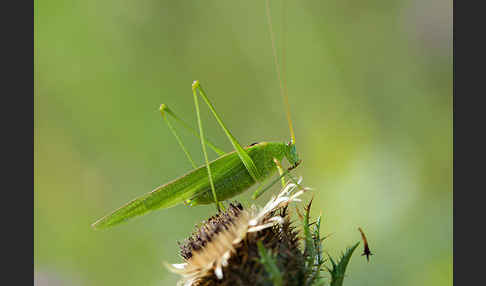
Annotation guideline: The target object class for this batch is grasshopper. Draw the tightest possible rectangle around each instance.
[92,0,300,230]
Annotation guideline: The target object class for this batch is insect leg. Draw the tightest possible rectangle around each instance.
[273,158,286,187]
[192,83,224,211]
[192,80,263,186]
[160,104,225,156]
[159,104,197,168]
[257,161,304,199]
[252,164,292,200]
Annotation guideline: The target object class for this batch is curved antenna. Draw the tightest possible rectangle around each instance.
[265,0,296,144]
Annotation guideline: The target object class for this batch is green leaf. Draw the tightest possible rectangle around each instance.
[257,240,283,286]
[326,242,360,286]
[302,200,317,265]
[300,200,329,286]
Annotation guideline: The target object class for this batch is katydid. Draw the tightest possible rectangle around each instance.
[92,0,299,230]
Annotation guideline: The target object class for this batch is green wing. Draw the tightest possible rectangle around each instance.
[91,142,283,230]
[91,152,241,230]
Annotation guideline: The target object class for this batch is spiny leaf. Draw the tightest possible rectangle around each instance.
[305,214,327,285]
[302,199,316,264]
[313,215,324,266]
[299,200,330,286]
[257,240,283,286]
[327,242,360,286]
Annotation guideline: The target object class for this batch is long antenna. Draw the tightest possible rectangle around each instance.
[265,0,296,144]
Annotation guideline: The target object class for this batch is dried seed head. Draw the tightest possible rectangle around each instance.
[191,207,305,286]
[179,202,249,262]
[167,178,313,286]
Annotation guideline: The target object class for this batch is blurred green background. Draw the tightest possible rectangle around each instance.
[35,0,452,285]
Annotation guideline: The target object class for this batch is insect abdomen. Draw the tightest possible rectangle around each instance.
[189,142,287,205]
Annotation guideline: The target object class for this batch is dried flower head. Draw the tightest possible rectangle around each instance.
[167,178,310,286]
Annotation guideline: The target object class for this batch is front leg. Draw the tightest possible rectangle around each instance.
[273,158,286,187]
[252,158,290,200]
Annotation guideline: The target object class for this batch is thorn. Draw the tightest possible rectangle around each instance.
[323,232,334,240]
[295,207,303,220]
